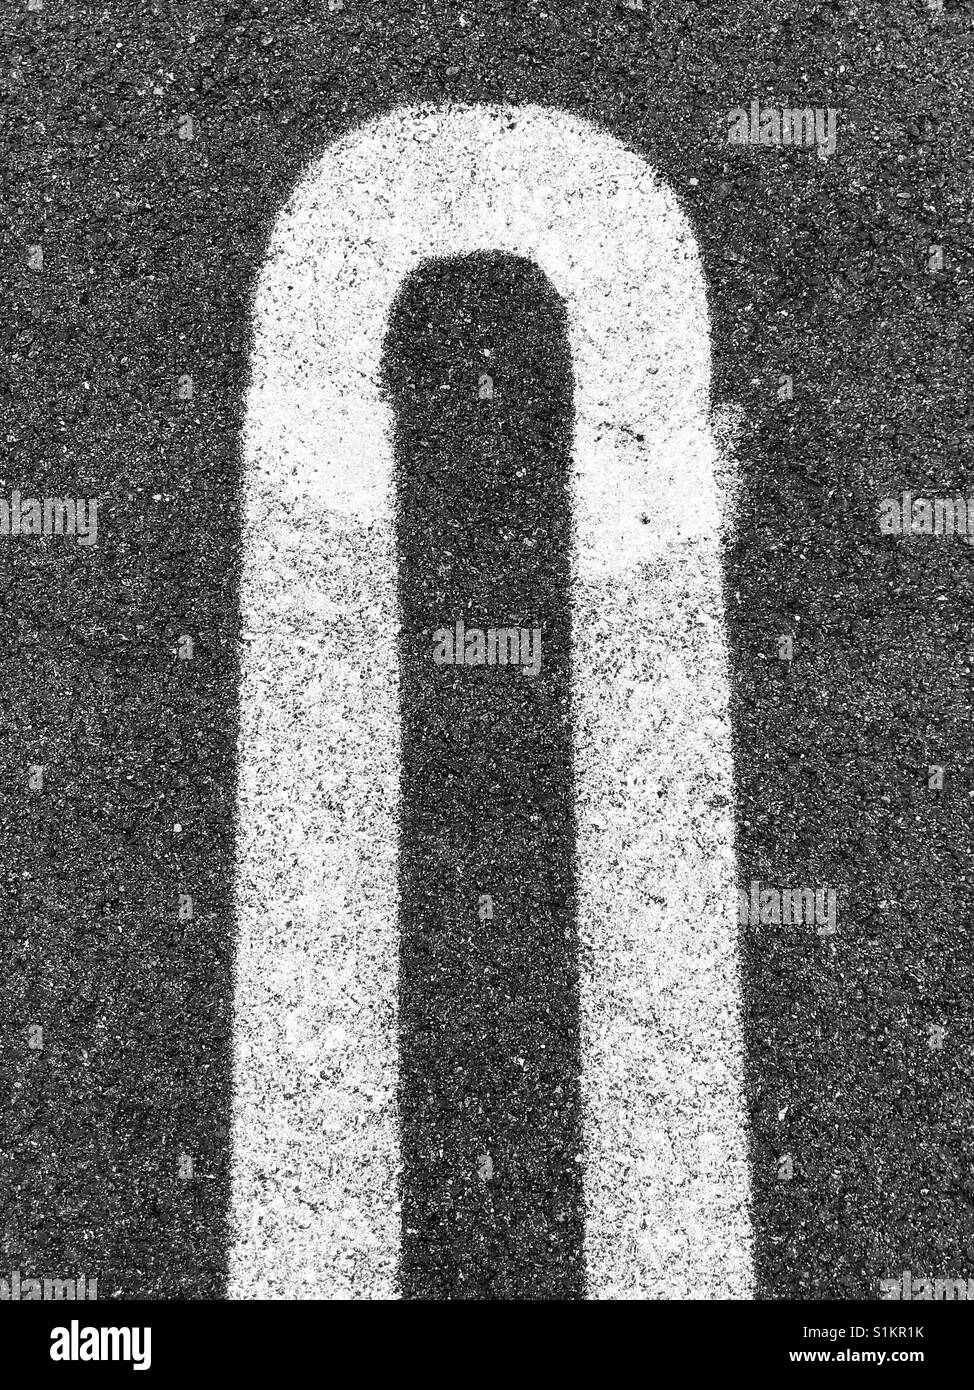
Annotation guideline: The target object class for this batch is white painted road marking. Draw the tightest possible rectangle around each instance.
[233,101,752,1298]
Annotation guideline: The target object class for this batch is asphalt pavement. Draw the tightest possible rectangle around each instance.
[2,0,973,1301]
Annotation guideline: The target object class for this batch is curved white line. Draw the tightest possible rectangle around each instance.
[233,101,751,1299]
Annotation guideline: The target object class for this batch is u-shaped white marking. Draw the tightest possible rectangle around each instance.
[233,102,752,1299]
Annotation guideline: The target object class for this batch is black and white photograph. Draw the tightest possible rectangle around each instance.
[2,0,972,1370]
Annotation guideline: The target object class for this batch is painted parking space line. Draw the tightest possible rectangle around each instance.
[234,102,751,1298]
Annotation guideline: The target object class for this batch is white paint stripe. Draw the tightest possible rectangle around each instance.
[233,101,751,1299]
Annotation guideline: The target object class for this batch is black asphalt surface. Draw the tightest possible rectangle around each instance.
[2,0,973,1301]
[392,255,583,1299]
